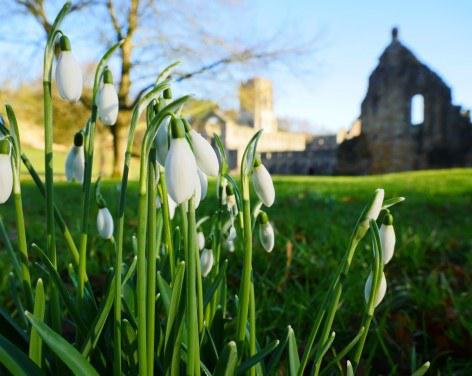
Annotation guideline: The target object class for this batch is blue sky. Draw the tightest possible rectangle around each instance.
[0,0,471,134]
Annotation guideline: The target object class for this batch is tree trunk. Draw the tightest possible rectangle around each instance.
[111,110,131,177]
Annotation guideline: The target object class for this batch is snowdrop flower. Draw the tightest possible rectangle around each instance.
[200,248,214,277]
[97,206,114,239]
[197,231,205,250]
[156,193,176,219]
[156,117,170,166]
[65,132,85,183]
[224,240,235,253]
[365,188,384,222]
[380,213,396,264]
[193,170,202,209]
[227,225,237,242]
[226,184,237,214]
[165,118,198,204]
[0,139,13,204]
[197,169,208,201]
[97,68,119,126]
[252,159,275,207]
[187,124,219,176]
[364,271,387,308]
[55,36,82,102]
[258,211,274,252]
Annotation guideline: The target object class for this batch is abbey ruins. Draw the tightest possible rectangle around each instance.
[198,28,472,175]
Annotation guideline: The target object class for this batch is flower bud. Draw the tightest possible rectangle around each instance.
[197,231,205,250]
[0,139,13,204]
[97,68,119,125]
[65,133,85,183]
[193,170,202,209]
[364,271,387,308]
[380,214,395,264]
[365,188,384,222]
[189,129,219,176]
[55,36,82,102]
[258,212,274,252]
[97,207,114,239]
[200,248,214,277]
[165,118,198,204]
[252,159,275,207]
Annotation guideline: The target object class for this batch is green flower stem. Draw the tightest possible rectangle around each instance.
[20,153,80,264]
[158,167,175,277]
[195,239,204,333]
[78,40,123,300]
[137,151,150,376]
[186,197,200,375]
[146,150,158,376]
[236,178,253,345]
[42,2,71,333]
[312,239,360,376]
[12,166,33,310]
[353,221,384,367]
[112,237,121,376]
[114,84,169,376]
[249,281,257,376]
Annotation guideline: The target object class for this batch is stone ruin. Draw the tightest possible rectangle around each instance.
[337,28,472,174]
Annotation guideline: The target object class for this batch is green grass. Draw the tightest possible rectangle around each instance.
[0,168,471,374]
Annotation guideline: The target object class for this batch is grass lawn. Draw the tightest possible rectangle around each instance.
[0,168,471,373]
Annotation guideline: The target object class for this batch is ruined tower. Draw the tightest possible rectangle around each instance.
[239,77,278,132]
[338,27,472,174]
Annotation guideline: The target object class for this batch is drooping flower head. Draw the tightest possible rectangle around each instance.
[55,35,83,102]
[197,231,205,251]
[364,271,387,308]
[65,132,85,183]
[197,168,208,201]
[165,117,198,204]
[200,247,214,277]
[258,211,275,252]
[0,138,13,204]
[379,212,395,265]
[226,183,237,214]
[184,119,219,177]
[95,178,114,239]
[98,68,119,126]
[252,157,275,207]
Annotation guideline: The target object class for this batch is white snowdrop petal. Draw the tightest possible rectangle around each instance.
[190,130,219,176]
[224,240,235,253]
[167,194,177,219]
[193,171,201,209]
[97,207,114,239]
[366,189,384,221]
[165,139,198,204]
[98,83,119,125]
[380,224,396,264]
[259,222,275,252]
[65,146,84,183]
[156,119,170,166]
[55,51,83,102]
[200,248,214,277]
[252,165,275,207]
[197,232,205,250]
[0,155,13,204]
[198,169,208,201]
[227,226,237,241]
[364,271,387,308]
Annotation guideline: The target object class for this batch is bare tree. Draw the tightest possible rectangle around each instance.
[4,0,318,176]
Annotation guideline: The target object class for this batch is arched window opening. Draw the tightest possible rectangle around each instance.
[411,94,424,126]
